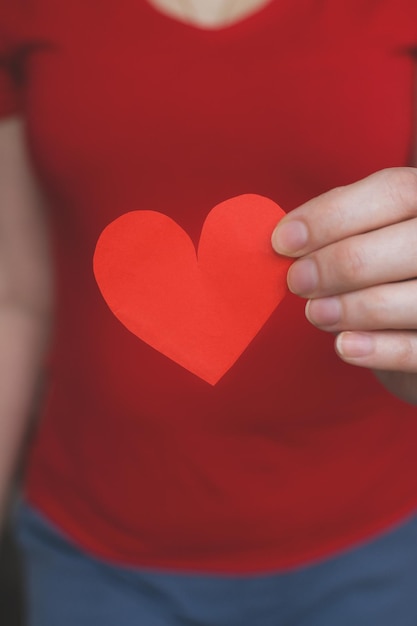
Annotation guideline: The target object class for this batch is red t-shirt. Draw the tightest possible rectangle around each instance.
[2,0,417,573]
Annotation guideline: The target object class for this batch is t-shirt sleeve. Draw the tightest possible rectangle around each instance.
[0,58,19,118]
[0,2,22,119]
[374,0,417,46]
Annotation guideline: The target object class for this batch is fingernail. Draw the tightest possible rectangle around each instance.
[336,332,374,358]
[306,297,341,326]
[272,221,309,255]
[287,258,318,295]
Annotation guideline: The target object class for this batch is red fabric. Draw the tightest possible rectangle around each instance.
[2,0,417,572]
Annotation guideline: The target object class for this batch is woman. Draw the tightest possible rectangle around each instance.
[1,0,417,624]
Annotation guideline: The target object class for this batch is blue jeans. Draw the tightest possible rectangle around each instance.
[16,504,417,626]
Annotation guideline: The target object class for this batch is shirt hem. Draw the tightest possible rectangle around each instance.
[23,492,417,575]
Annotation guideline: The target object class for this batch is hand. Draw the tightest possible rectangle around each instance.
[271,168,417,394]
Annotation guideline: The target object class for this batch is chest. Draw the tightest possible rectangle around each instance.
[21,1,416,235]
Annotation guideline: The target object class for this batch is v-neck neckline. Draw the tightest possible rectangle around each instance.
[142,0,277,35]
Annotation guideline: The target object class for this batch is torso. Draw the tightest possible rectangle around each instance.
[5,0,417,573]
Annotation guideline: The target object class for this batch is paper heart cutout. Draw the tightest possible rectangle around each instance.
[93,194,290,385]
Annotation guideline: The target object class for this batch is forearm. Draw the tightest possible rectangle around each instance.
[0,304,50,524]
[0,117,53,525]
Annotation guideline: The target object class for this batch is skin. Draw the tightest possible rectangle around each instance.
[272,168,417,405]
[148,0,272,27]
[0,118,52,524]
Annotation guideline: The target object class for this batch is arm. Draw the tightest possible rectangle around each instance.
[272,168,417,406]
[0,117,52,523]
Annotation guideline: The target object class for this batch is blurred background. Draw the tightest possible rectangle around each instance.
[0,516,25,626]
[0,395,43,625]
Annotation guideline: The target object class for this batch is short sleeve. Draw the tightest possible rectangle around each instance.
[0,57,19,118]
[364,0,417,48]
[0,1,25,119]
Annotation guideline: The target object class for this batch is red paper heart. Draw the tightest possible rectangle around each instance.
[93,194,290,385]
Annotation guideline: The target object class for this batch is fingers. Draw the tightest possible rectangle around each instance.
[286,218,417,298]
[270,167,417,377]
[306,280,417,332]
[307,281,417,373]
[334,330,417,373]
[272,168,417,256]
